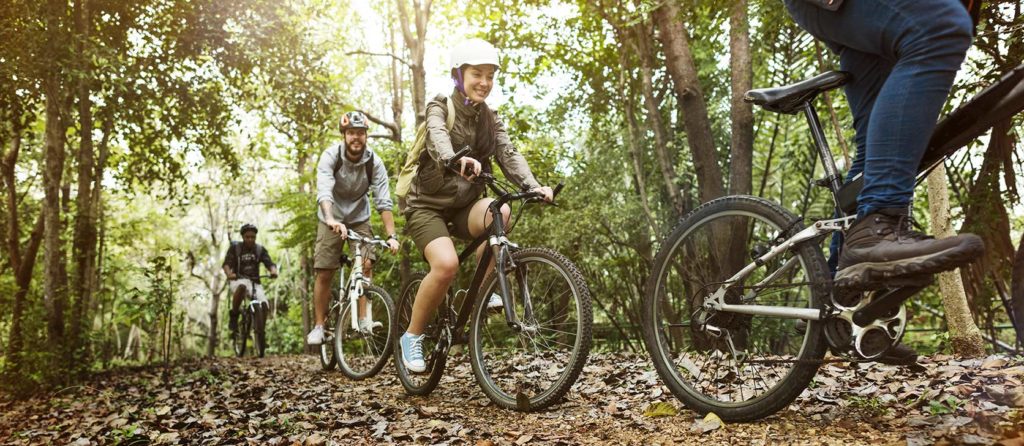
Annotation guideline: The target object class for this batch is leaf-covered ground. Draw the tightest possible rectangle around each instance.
[2,353,1023,445]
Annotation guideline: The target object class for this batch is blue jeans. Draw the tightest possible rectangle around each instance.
[783,0,974,272]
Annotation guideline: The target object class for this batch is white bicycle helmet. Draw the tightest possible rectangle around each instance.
[449,38,500,70]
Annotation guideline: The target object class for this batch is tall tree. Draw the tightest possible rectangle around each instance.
[652,0,725,204]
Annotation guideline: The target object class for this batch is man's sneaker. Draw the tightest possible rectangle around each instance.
[358,318,383,333]
[306,325,325,345]
[487,293,504,310]
[834,208,984,290]
[400,332,426,373]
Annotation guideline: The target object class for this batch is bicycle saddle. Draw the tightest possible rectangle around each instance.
[744,71,851,114]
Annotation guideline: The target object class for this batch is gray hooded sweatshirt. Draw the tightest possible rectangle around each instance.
[316,143,393,224]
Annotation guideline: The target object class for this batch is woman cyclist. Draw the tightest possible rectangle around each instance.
[398,39,554,373]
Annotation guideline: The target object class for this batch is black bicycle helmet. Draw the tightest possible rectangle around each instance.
[339,111,369,133]
[240,223,258,235]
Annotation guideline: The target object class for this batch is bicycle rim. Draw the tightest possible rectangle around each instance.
[470,248,593,411]
[393,272,448,395]
[337,285,395,379]
[642,196,828,421]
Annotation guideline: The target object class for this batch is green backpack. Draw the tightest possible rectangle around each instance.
[395,95,455,212]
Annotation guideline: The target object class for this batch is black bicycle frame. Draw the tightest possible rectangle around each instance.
[450,191,533,344]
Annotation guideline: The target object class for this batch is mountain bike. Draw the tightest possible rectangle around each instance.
[641,64,1024,422]
[316,232,396,380]
[233,275,274,358]
[393,148,593,412]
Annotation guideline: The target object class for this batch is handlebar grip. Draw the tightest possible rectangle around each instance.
[552,183,564,199]
[446,146,473,169]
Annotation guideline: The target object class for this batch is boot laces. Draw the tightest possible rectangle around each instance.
[876,214,931,241]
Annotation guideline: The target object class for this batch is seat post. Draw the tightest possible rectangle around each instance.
[801,101,845,212]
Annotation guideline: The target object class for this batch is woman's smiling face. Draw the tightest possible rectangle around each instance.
[462,64,496,103]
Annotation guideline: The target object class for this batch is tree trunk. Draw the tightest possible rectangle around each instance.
[43,52,69,344]
[634,23,683,217]
[927,164,985,357]
[1012,232,1024,348]
[652,0,725,204]
[618,54,658,236]
[69,0,95,372]
[396,0,433,125]
[728,0,753,196]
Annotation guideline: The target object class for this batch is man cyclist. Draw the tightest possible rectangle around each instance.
[224,223,279,337]
[306,111,400,345]
[783,0,985,363]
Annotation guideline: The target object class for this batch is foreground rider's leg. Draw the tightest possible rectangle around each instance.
[402,237,458,373]
[408,237,459,335]
[307,268,334,345]
[467,198,511,310]
[786,0,980,290]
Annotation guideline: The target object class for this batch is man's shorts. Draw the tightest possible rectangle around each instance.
[314,220,376,270]
[405,204,476,253]
[229,279,267,303]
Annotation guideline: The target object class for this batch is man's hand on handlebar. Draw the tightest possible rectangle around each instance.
[325,218,348,239]
[531,186,554,203]
[226,271,238,280]
[386,238,400,254]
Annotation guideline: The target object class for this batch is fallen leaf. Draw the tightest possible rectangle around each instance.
[643,402,678,418]
[691,412,724,434]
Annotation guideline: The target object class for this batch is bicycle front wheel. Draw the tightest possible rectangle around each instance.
[642,195,830,421]
[234,314,250,358]
[336,284,395,379]
[393,272,449,395]
[254,303,267,358]
[469,247,593,411]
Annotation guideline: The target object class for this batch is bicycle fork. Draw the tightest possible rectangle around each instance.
[489,236,539,334]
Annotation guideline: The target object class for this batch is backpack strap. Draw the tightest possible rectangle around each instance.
[363,151,374,197]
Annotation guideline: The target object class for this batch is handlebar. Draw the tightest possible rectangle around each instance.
[445,146,565,205]
[345,231,391,250]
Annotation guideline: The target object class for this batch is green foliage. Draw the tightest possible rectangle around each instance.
[848,396,890,417]
[928,395,965,416]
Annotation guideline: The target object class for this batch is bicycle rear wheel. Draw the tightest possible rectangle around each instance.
[320,295,339,370]
[642,195,830,421]
[393,272,449,395]
[469,247,593,411]
[336,284,395,379]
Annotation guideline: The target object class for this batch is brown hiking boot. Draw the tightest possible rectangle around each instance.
[834,208,984,290]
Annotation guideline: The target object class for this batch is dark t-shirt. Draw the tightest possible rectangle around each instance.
[222,242,275,283]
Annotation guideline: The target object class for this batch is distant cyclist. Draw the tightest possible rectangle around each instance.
[223,223,278,338]
[306,111,400,346]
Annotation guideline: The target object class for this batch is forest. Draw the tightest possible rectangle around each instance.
[1,0,1023,444]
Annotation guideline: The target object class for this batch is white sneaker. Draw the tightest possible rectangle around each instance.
[306,325,324,345]
[487,293,504,310]
[358,318,383,333]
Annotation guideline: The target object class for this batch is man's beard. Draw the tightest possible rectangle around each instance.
[346,143,365,160]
